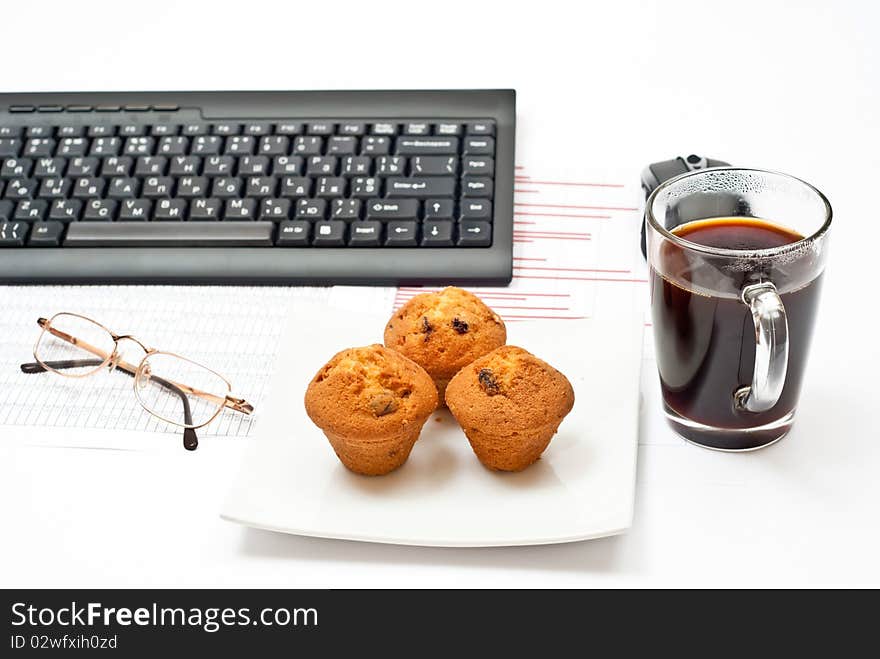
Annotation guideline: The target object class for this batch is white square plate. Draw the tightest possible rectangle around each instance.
[221,304,643,547]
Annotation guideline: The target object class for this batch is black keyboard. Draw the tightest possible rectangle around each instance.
[0,90,515,285]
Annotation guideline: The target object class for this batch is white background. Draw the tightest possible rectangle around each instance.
[1,0,879,587]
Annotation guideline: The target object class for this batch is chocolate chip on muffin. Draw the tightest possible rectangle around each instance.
[445,345,575,472]
[384,287,506,403]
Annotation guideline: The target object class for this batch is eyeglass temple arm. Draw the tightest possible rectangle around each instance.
[33,318,253,415]
[21,357,200,451]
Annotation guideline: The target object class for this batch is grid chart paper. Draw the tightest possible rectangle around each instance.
[0,286,355,440]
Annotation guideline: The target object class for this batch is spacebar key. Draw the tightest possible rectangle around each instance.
[64,222,275,247]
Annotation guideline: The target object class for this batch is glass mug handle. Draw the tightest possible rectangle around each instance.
[734,282,789,413]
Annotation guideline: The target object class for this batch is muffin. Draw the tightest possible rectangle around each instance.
[305,345,438,476]
[384,287,506,402]
[445,345,574,472]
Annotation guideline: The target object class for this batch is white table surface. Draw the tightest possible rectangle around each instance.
[1,0,878,588]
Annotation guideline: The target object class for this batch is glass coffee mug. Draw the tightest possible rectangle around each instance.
[646,168,831,450]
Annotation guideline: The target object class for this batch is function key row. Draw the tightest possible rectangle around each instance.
[0,135,495,159]
[0,120,494,139]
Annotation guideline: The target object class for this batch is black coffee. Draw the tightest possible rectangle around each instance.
[650,217,822,449]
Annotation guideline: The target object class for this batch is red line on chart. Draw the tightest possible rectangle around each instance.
[514,266,632,274]
[515,166,526,170]
[514,275,648,283]
[501,313,589,320]
[514,180,625,188]
[512,257,548,262]
[513,221,537,226]
[515,202,639,212]
[396,288,571,298]
[515,230,591,236]
[490,305,571,311]
[514,189,540,194]
[515,212,611,220]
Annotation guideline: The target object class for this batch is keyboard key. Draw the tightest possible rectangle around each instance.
[423,199,455,220]
[459,199,493,220]
[90,137,121,156]
[5,178,38,199]
[87,125,115,137]
[312,220,346,246]
[135,156,167,175]
[212,177,242,198]
[350,177,379,198]
[276,220,310,246]
[410,156,458,175]
[223,198,257,220]
[67,157,99,176]
[275,122,303,136]
[1,157,32,178]
[421,220,454,247]
[119,199,152,221]
[0,139,22,157]
[272,155,303,175]
[375,155,404,176]
[458,220,491,246]
[371,122,397,135]
[192,135,222,155]
[26,126,53,138]
[64,221,274,246]
[385,177,455,198]
[176,176,209,198]
[238,155,270,175]
[385,220,418,246]
[339,122,366,136]
[348,221,382,246]
[327,136,357,155]
[259,198,290,222]
[360,136,390,155]
[342,156,372,176]
[15,199,47,221]
[280,177,311,198]
[404,122,430,135]
[366,199,418,221]
[316,177,346,198]
[225,135,255,155]
[295,199,326,220]
[142,176,174,198]
[395,137,458,155]
[435,123,462,136]
[463,156,494,177]
[467,122,495,135]
[82,199,117,221]
[168,156,201,175]
[157,136,188,155]
[27,220,64,246]
[243,122,271,136]
[259,136,290,155]
[0,127,22,138]
[123,137,155,156]
[101,156,134,176]
[24,138,55,157]
[154,198,187,221]
[203,155,234,176]
[463,136,495,155]
[331,199,361,221]
[107,177,139,199]
[151,124,179,136]
[189,198,222,221]
[461,176,493,198]
[119,124,147,137]
[0,220,28,246]
[33,157,66,177]
[57,138,88,156]
[245,176,277,197]
[37,178,71,199]
[213,123,241,136]
[48,199,82,222]
[308,122,334,135]
[306,156,337,176]
[182,123,210,136]
[293,136,322,155]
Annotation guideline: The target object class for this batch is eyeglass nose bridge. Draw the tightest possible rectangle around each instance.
[107,349,122,372]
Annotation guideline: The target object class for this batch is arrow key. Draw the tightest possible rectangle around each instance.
[423,199,454,220]
[421,220,454,247]
[458,221,492,247]
[385,221,418,247]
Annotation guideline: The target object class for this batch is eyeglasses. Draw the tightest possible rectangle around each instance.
[19,312,254,450]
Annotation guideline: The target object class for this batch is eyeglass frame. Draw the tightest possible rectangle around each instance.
[19,312,254,450]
